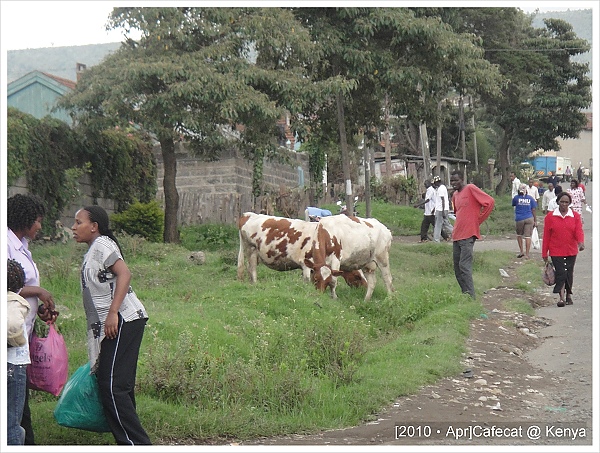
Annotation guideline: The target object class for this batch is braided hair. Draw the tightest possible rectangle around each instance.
[7,193,46,232]
[82,205,124,257]
[7,259,26,293]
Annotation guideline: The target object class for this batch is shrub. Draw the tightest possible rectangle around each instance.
[111,200,164,242]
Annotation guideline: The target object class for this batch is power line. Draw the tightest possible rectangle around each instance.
[484,47,591,52]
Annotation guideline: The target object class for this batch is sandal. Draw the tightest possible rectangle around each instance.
[566,296,573,305]
[557,300,565,307]
[517,253,525,258]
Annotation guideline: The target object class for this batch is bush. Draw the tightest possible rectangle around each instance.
[111,200,164,242]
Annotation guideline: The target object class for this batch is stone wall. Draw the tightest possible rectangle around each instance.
[8,144,310,228]
[154,144,311,225]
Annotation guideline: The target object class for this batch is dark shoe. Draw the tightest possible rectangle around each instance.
[566,296,573,305]
[557,300,565,307]
[517,253,525,258]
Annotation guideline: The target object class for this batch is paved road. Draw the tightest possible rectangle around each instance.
[477,182,595,433]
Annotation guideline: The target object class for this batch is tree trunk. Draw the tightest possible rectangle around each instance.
[495,130,511,196]
[336,91,353,210]
[384,94,392,183]
[160,137,180,243]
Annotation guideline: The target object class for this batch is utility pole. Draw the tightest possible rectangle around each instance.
[436,100,442,178]
[459,95,467,182]
[470,96,478,173]
[363,139,372,218]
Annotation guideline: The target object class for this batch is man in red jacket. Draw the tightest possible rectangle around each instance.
[449,170,495,299]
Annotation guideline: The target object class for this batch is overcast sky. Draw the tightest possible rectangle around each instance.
[0,1,596,51]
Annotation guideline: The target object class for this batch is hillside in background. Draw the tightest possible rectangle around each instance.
[530,8,593,77]
[7,42,120,82]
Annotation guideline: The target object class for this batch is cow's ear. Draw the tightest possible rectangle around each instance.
[331,269,345,277]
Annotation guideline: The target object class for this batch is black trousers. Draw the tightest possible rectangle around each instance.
[420,214,435,240]
[96,316,151,445]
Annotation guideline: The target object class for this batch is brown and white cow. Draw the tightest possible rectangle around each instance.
[237,212,317,283]
[311,215,394,301]
[237,212,367,288]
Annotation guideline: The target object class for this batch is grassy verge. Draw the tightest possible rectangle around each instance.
[27,199,532,445]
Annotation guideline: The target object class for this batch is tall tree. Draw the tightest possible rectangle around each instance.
[443,8,592,194]
[293,8,501,208]
[59,7,351,242]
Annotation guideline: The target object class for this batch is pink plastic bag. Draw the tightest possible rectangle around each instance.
[28,323,69,396]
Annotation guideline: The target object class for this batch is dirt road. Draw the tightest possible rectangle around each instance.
[240,184,595,450]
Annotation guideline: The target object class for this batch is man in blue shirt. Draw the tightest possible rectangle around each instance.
[512,184,537,259]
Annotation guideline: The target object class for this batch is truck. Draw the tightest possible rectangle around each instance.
[528,155,572,180]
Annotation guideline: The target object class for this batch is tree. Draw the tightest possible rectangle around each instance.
[444,8,592,194]
[292,8,501,208]
[59,7,352,242]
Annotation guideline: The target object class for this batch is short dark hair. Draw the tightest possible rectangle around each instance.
[7,194,47,232]
[7,259,26,293]
[450,170,463,180]
[557,192,572,204]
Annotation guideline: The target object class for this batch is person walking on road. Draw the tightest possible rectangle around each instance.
[432,176,453,242]
[541,183,556,215]
[567,179,586,223]
[512,183,537,260]
[510,172,521,199]
[542,192,585,307]
[414,179,448,242]
[449,171,495,299]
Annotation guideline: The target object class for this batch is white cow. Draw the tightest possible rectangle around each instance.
[311,215,394,301]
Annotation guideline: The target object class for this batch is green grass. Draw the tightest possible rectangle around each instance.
[26,199,533,445]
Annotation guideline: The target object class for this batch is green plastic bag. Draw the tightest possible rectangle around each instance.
[53,362,111,432]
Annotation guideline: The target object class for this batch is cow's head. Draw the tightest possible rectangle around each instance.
[341,270,367,288]
[312,266,345,292]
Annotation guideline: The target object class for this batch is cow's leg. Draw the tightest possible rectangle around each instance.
[329,275,338,299]
[249,251,258,284]
[375,249,395,295]
[378,264,395,295]
[363,266,377,301]
[237,236,246,281]
[302,267,312,283]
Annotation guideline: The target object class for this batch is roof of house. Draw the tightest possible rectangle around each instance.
[41,72,77,90]
[7,70,76,97]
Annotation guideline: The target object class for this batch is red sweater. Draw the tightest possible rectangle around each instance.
[451,184,495,241]
[542,209,584,258]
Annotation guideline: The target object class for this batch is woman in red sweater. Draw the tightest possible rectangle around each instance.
[542,192,585,307]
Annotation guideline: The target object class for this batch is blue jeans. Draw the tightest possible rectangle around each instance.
[453,237,476,299]
[7,363,27,445]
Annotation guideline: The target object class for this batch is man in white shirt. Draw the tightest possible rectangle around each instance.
[541,183,556,214]
[432,176,453,242]
[526,178,540,201]
[414,179,446,242]
[510,172,521,198]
